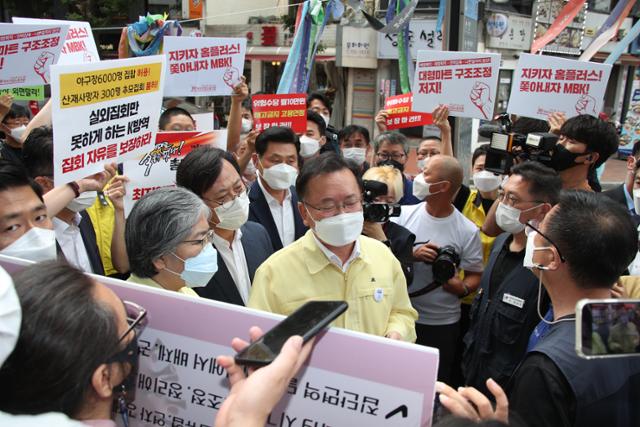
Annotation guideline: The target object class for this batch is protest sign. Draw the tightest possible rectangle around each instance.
[13,18,99,64]
[412,51,500,119]
[163,36,246,97]
[385,93,432,130]
[0,253,440,427]
[507,53,612,120]
[50,55,166,185]
[252,94,308,133]
[122,130,227,216]
[0,23,69,89]
[0,85,44,100]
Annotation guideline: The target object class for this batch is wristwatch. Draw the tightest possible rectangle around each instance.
[461,284,471,298]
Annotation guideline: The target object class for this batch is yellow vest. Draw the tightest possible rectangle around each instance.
[460,189,495,304]
[86,193,117,276]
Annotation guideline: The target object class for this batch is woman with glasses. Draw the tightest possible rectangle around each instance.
[0,261,147,425]
[125,187,218,296]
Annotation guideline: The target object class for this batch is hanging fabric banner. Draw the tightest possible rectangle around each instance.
[530,0,586,55]
[436,0,446,33]
[361,0,418,34]
[605,18,640,65]
[579,0,636,61]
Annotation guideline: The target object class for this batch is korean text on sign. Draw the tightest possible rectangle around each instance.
[163,36,247,97]
[385,93,432,130]
[412,51,501,120]
[50,55,166,185]
[507,53,612,120]
[252,94,308,134]
[12,18,100,65]
[0,23,69,89]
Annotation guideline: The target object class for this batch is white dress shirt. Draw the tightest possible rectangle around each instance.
[211,229,252,304]
[311,232,361,272]
[52,213,94,273]
[257,175,295,247]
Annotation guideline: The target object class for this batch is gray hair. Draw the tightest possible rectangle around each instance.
[373,131,409,154]
[125,186,211,278]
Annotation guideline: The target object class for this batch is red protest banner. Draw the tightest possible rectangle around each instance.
[252,94,307,133]
[385,93,432,130]
[530,0,586,54]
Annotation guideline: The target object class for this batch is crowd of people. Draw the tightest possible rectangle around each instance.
[1,67,640,427]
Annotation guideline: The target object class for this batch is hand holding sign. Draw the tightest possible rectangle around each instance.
[77,162,117,193]
[216,326,315,427]
[232,75,249,103]
[375,109,389,133]
[105,175,130,212]
[0,94,13,119]
[548,111,567,135]
[470,81,492,119]
[432,104,450,131]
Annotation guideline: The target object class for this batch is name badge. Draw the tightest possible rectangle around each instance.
[502,293,524,309]
[374,288,384,302]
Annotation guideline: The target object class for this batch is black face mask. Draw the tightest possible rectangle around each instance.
[550,144,587,171]
[376,158,405,173]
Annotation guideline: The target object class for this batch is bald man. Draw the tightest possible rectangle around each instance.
[392,155,483,385]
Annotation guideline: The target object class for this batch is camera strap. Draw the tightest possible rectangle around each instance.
[408,280,442,298]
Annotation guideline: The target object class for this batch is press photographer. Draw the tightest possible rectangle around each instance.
[361,166,416,284]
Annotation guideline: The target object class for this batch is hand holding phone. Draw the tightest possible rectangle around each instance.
[235,300,348,367]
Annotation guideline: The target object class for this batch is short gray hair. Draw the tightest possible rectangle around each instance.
[373,131,409,154]
[125,186,211,278]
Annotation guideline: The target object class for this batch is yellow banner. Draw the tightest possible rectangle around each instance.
[58,62,162,109]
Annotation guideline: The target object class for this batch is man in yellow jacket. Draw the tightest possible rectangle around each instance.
[248,153,417,342]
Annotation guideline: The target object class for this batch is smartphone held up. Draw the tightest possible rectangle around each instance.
[576,299,640,359]
[235,300,348,367]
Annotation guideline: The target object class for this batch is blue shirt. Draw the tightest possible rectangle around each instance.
[623,184,636,214]
[399,175,421,205]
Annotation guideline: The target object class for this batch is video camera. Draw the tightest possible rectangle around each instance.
[362,180,401,223]
[480,113,558,175]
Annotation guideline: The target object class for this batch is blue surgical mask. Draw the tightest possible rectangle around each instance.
[167,244,218,288]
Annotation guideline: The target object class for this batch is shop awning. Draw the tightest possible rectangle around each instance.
[245,46,336,62]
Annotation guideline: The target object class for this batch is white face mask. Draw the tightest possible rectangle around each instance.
[309,210,364,247]
[416,158,427,172]
[241,118,253,133]
[0,266,21,366]
[321,114,330,126]
[299,135,320,158]
[473,170,502,193]
[523,231,552,270]
[9,125,27,142]
[633,188,640,214]
[245,158,257,176]
[495,202,526,234]
[0,227,57,263]
[214,192,250,231]
[67,191,97,212]
[412,173,443,200]
[261,162,298,190]
[342,147,367,166]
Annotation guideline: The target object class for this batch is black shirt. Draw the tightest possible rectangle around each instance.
[0,141,23,167]
[488,235,525,299]
[508,352,577,427]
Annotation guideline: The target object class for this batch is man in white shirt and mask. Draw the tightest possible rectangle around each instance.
[177,146,273,306]
[249,126,308,251]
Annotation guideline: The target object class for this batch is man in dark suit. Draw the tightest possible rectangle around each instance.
[177,146,273,306]
[604,141,640,222]
[21,127,109,274]
[249,126,307,251]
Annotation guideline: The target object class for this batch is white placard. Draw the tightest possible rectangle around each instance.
[377,19,443,59]
[13,17,99,64]
[507,53,612,120]
[50,55,166,185]
[412,51,501,120]
[163,36,247,97]
[0,23,69,88]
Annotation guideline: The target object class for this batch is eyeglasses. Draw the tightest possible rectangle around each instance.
[525,221,566,263]
[376,152,406,161]
[116,300,148,344]
[303,196,362,216]
[497,189,544,208]
[182,229,215,248]
[203,187,247,210]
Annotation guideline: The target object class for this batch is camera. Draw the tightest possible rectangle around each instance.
[432,245,461,285]
[480,113,558,175]
[362,180,401,223]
